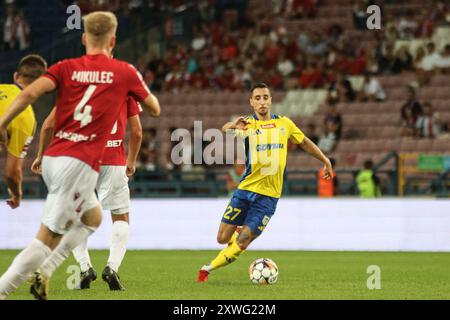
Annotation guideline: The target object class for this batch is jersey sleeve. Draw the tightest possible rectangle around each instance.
[41,61,64,88]
[127,97,142,118]
[287,118,305,144]
[126,64,151,102]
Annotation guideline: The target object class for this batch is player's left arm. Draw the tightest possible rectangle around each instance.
[0,77,55,147]
[288,118,333,180]
[299,137,332,180]
[126,114,143,177]
[31,107,56,175]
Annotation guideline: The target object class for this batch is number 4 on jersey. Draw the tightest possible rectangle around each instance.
[74,85,97,128]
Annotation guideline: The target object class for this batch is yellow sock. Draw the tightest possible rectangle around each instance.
[227,230,239,246]
[209,240,244,271]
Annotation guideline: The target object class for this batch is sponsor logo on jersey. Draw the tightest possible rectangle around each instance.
[20,136,34,158]
[255,143,284,151]
[106,139,123,148]
[55,130,97,142]
[261,123,276,129]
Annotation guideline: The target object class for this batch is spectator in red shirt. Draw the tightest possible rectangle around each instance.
[289,0,317,19]
[347,51,367,75]
[416,9,434,38]
[263,38,280,69]
[220,36,238,62]
[299,60,322,88]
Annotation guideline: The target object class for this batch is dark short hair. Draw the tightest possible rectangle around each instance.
[250,82,270,97]
[364,160,374,169]
[16,54,47,81]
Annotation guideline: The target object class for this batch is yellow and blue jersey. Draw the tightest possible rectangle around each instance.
[0,83,36,158]
[231,114,305,198]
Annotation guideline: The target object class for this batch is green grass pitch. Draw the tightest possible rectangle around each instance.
[1,250,450,300]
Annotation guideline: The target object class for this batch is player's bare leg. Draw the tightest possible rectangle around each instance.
[102,212,129,291]
[198,225,254,282]
[29,205,103,300]
[216,222,238,245]
[0,224,60,300]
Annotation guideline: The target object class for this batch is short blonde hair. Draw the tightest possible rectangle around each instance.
[83,11,118,45]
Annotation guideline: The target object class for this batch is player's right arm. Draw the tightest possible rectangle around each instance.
[141,92,161,118]
[222,116,249,133]
[31,107,56,175]
[126,64,161,118]
[0,77,55,147]
[126,114,143,177]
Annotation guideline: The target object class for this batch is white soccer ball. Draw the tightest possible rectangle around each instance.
[248,258,279,285]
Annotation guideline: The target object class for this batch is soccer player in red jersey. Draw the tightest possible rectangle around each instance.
[0,11,160,300]
[31,96,142,291]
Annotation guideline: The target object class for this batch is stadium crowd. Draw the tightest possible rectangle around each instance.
[132,0,450,169]
[1,0,30,51]
[137,0,449,94]
[0,0,449,179]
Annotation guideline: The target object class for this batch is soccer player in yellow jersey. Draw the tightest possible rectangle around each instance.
[197,83,333,282]
[0,55,47,209]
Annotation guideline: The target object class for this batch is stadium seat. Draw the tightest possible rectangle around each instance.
[416,139,434,153]
[367,139,386,153]
[399,138,419,152]
[431,139,449,153]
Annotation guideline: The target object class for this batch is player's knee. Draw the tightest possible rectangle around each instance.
[236,233,252,250]
[81,206,103,228]
[216,234,229,245]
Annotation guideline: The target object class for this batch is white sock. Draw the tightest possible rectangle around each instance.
[0,239,51,299]
[201,264,213,272]
[72,238,92,272]
[107,221,129,272]
[40,223,95,279]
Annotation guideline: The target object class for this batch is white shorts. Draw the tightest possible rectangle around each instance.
[41,156,99,235]
[96,165,130,215]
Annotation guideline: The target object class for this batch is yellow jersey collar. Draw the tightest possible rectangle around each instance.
[252,113,279,120]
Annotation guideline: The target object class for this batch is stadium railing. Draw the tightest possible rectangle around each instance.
[6,152,449,199]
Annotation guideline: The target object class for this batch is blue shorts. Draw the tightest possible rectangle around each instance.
[221,189,279,235]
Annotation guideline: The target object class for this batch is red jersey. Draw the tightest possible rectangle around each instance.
[102,96,142,166]
[42,54,150,171]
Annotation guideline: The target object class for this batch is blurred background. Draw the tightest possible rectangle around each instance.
[0,0,449,199]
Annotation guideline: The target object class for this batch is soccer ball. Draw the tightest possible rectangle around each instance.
[248,258,279,285]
